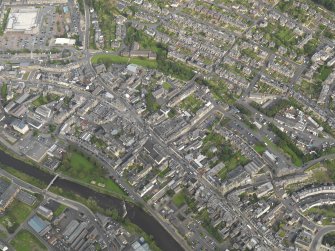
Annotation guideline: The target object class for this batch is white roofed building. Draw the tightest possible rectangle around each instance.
[54,38,76,46]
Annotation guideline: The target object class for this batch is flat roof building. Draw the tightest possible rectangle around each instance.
[26,141,48,163]
[11,119,29,134]
[37,205,53,220]
[6,7,39,34]
[143,140,165,165]
[28,215,50,236]
[35,105,52,118]
[54,38,76,46]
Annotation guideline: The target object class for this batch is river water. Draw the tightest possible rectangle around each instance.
[0,150,183,251]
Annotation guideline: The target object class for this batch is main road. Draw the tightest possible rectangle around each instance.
[309,226,335,251]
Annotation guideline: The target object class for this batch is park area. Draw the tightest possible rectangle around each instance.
[201,132,250,180]
[306,205,335,225]
[92,26,195,81]
[91,54,158,69]
[179,94,204,114]
[172,190,186,208]
[0,200,33,233]
[59,150,126,197]
[1,83,7,101]
[10,230,46,251]
[32,94,59,107]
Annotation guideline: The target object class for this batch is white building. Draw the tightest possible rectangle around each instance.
[54,38,76,46]
[11,119,29,134]
[6,7,39,34]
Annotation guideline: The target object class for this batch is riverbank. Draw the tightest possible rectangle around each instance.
[0,149,184,251]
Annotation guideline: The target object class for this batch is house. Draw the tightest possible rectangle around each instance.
[0,183,20,212]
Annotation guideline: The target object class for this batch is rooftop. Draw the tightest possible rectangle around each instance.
[28,215,49,234]
[6,7,38,33]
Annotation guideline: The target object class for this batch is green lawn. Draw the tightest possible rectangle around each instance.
[0,8,10,35]
[0,230,7,239]
[172,190,186,208]
[316,65,332,82]
[91,54,158,69]
[263,136,302,166]
[282,145,303,167]
[197,210,223,242]
[1,83,7,101]
[241,48,261,61]
[92,52,194,81]
[277,1,310,23]
[254,142,267,154]
[0,200,33,233]
[306,205,335,225]
[201,131,249,180]
[53,203,67,217]
[179,94,204,114]
[10,230,47,251]
[32,94,59,107]
[90,0,118,48]
[308,205,335,218]
[145,91,161,113]
[278,230,286,238]
[195,77,236,105]
[23,72,30,80]
[162,82,172,91]
[90,135,108,149]
[299,80,322,100]
[218,154,249,180]
[158,166,170,178]
[60,151,126,196]
[261,23,299,49]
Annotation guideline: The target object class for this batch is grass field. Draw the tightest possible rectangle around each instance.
[1,83,7,101]
[60,151,126,196]
[306,205,335,225]
[282,145,303,167]
[299,80,322,100]
[218,154,249,180]
[316,65,332,82]
[179,94,204,114]
[201,131,249,180]
[11,230,47,251]
[158,166,170,178]
[32,94,59,107]
[263,136,303,167]
[53,203,67,217]
[23,71,30,80]
[197,209,223,242]
[254,142,267,154]
[0,200,33,233]
[162,82,172,91]
[0,230,7,239]
[91,54,158,69]
[172,190,186,208]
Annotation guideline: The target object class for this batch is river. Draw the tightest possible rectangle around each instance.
[0,150,183,251]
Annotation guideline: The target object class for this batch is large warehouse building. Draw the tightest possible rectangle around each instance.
[5,7,39,34]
